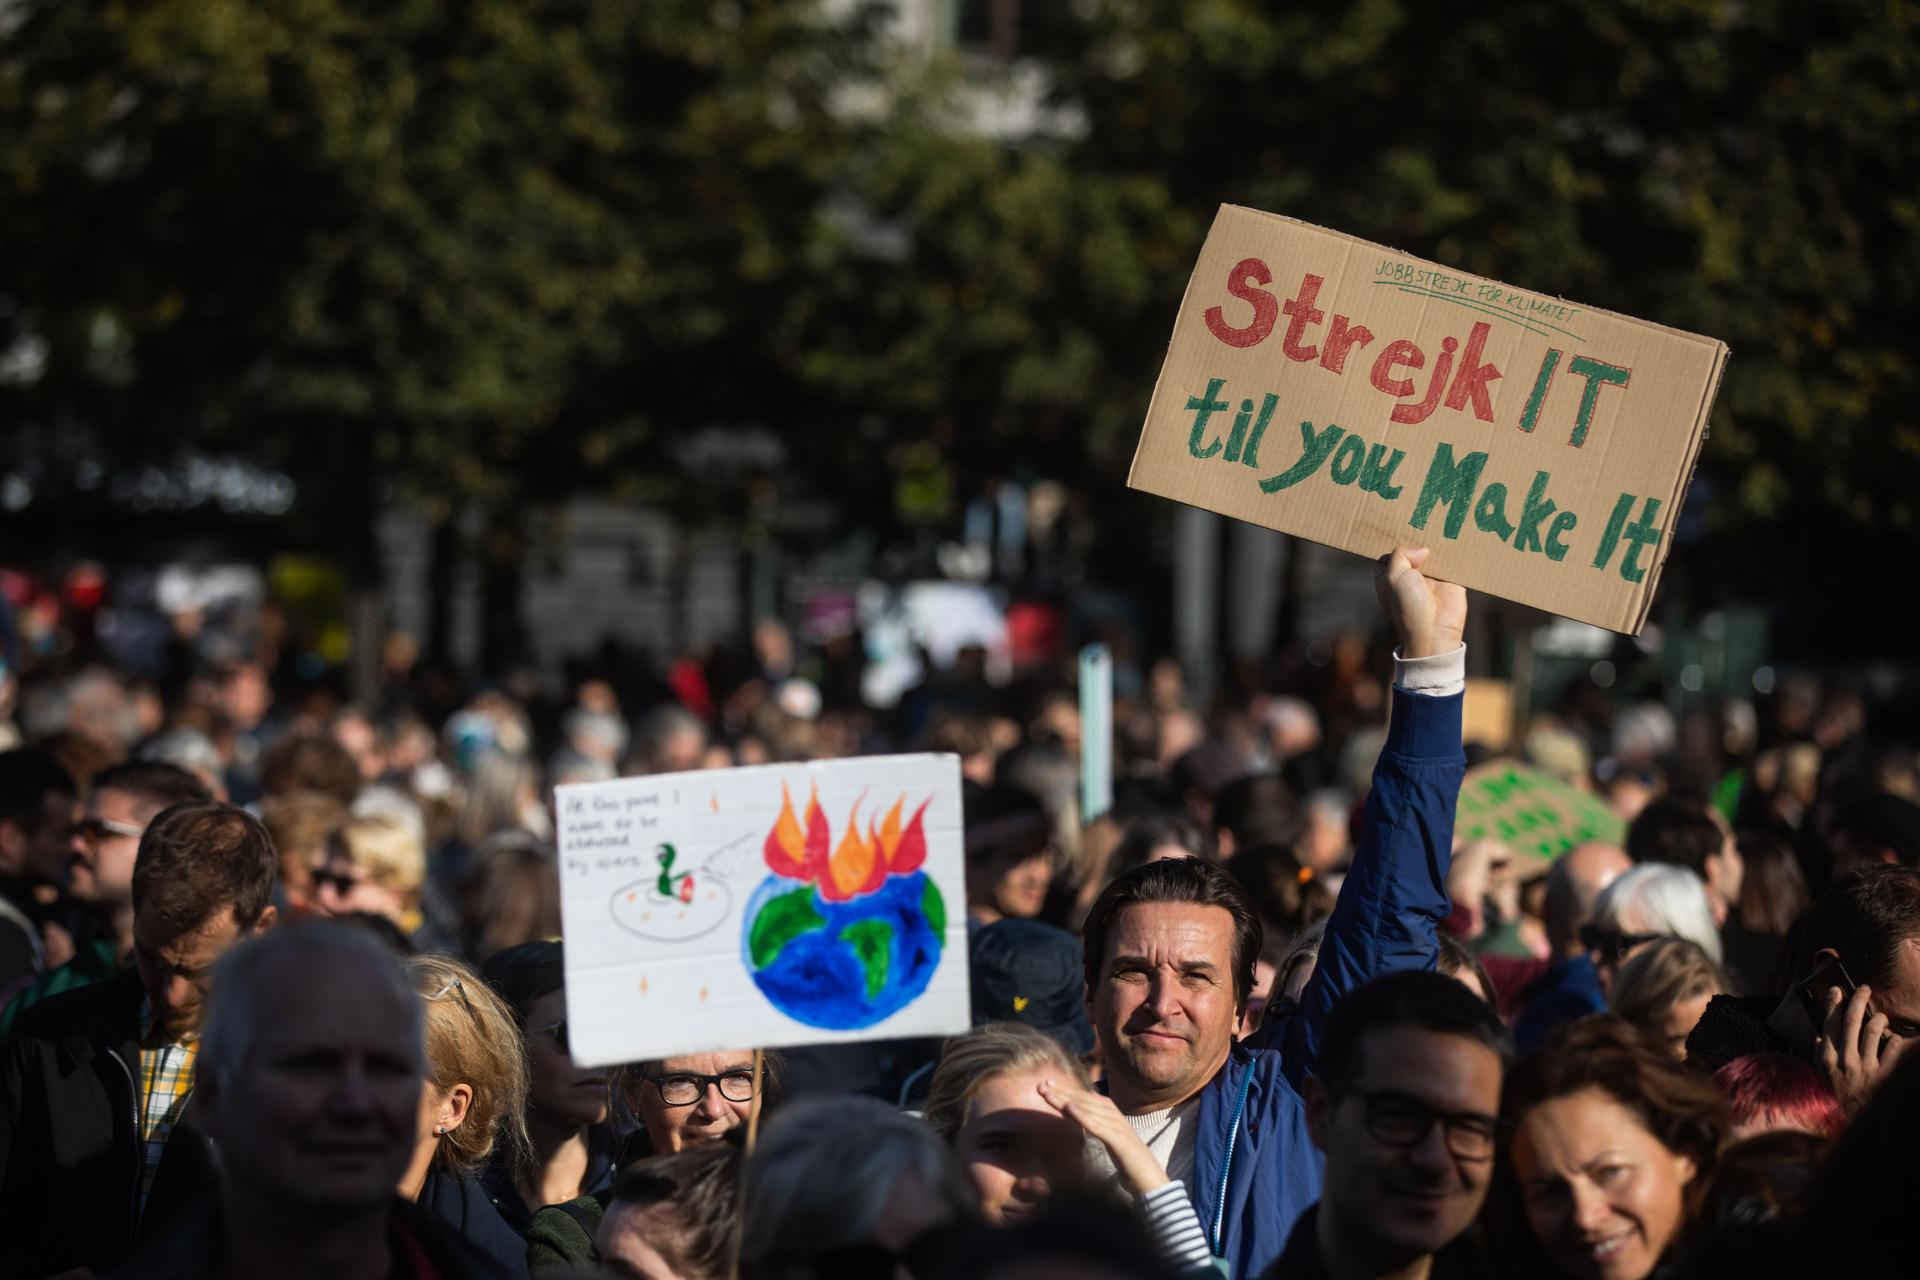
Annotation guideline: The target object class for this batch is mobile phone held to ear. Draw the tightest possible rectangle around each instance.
[1796,955,1858,1028]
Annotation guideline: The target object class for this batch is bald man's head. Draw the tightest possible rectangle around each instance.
[1545,842,1632,955]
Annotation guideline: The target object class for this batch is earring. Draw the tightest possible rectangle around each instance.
[434,1125,446,1136]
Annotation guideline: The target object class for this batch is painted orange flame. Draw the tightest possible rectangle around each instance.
[764,785,934,901]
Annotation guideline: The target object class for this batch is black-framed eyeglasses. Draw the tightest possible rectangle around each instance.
[1580,924,1667,964]
[76,815,145,844]
[1342,1088,1504,1161]
[642,1068,758,1107]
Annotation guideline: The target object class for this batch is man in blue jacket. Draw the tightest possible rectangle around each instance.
[1081,547,1466,1278]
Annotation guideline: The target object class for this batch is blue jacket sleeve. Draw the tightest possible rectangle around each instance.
[1279,687,1463,1089]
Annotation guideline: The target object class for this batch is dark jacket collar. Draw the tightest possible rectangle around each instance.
[1264,1204,1487,1280]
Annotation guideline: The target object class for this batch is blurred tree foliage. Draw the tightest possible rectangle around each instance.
[2,0,1916,648]
[843,0,1919,629]
[0,0,889,565]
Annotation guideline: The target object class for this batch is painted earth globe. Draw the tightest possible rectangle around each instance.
[743,869,946,1030]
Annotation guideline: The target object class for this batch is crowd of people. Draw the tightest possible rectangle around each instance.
[0,545,1916,1279]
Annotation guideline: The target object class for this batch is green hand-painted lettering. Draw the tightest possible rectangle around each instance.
[1328,435,1367,485]
[1259,421,1345,494]
[1409,443,1487,540]
[1567,356,1630,448]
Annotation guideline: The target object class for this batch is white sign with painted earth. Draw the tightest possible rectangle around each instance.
[556,753,969,1067]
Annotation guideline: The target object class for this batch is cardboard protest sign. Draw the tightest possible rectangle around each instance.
[1455,760,1625,867]
[1129,206,1729,634]
[556,754,968,1067]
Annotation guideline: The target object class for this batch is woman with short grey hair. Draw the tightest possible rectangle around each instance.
[1588,862,1723,993]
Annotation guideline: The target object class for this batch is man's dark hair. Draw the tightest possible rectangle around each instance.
[257,732,360,805]
[1626,798,1723,878]
[609,1136,744,1273]
[480,938,565,1025]
[0,747,76,829]
[1316,970,1508,1091]
[89,760,212,813]
[1800,865,1920,991]
[1213,772,1302,850]
[132,802,277,935]
[1082,857,1262,1009]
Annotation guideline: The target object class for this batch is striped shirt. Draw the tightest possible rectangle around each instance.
[137,1003,198,1218]
[1141,1181,1216,1271]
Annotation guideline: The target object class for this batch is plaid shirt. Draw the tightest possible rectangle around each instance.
[136,1001,198,1218]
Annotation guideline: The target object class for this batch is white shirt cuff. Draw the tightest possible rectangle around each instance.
[1392,644,1466,697]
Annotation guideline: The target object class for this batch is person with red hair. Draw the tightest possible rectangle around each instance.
[1711,1053,1844,1141]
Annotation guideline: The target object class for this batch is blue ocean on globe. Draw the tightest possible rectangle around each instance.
[743,869,946,1030]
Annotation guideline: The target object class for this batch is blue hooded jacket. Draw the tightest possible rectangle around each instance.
[1188,687,1463,1278]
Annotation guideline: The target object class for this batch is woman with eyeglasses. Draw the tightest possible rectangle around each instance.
[401,954,532,1275]
[478,940,616,1236]
[526,1050,773,1273]
[1488,1016,1729,1280]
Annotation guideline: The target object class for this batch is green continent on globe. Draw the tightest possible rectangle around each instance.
[921,878,946,936]
[749,887,825,969]
[840,919,894,1000]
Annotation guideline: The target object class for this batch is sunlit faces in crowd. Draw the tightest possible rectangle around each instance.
[1493,1018,1728,1280]
[1511,1089,1697,1280]
[946,1066,1090,1223]
[66,786,146,903]
[623,1050,760,1154]
[923,1026,1102,1224]
[1087,897,1243,1110]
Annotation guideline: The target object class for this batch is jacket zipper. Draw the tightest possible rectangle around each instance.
[106,1048,141,1233]
[1210,1063,1255,1258]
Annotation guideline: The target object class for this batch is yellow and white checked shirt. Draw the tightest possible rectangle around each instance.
[136,1003,198,1217]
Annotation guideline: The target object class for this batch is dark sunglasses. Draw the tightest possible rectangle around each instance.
[311,868,362,896]
[75,815,145,844]
[1580,924,1667,963]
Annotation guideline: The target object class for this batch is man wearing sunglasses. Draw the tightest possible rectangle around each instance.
[1276,971,1508,1279]
[0,761,211,1038]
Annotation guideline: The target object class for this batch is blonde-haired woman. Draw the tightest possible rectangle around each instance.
[1610,936,1731,1059]
[923,1023,1213,1275]
[312,811,428,937]
[401,954,534,1275]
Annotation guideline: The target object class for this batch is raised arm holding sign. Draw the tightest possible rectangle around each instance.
[1081,546,1467,1278]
